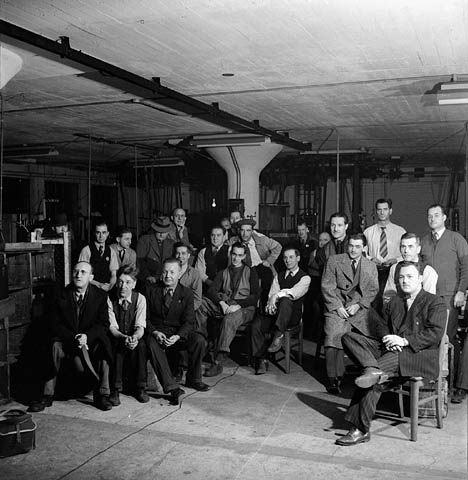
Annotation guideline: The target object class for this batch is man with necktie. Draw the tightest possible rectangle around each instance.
[168,207,192,246]
[420,204,468,403]
[110,226,137,269]
[321,234,379,394]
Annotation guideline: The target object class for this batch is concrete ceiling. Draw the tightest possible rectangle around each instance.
[1,0,468,171]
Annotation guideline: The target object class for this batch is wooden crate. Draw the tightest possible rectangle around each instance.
[6,252,31,289]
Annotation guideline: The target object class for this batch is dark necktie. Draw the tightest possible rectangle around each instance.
[431,231,438,244]
[77,294,84,307]
[243,243,252,267]
[351,260,357,276]
[99,245,104,256]
[379,227,388,258]
[164,288,173,310]
[119,248,126,262]
[335,240,342,254]
[121,299,129,311]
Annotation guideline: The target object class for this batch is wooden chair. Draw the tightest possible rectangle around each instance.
[271,316,304,374]
[391,311,452,441]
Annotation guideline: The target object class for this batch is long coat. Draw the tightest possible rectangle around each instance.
[136,232,175,281]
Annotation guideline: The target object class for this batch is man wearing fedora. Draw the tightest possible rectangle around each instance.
[137,216,176,284]
[228,218,282,308]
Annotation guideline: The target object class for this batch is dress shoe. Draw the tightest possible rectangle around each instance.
[109,390,121,406]
[93,394,113,411]
[355,367,388,389]
[335,427,371,446]
[255,359,269,375]
[174,367,184,383]
[28,395,53,413]
[451,389,467,404]
[267,332,284,353]
[185,381,210,392]
[203,362,223,377]
[169,387,185,406]
[326,377,342,395]
[135,387,150,403]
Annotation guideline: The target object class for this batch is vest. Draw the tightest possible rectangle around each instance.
[278,269,308,308]
[204,244,229,280]
[111,291,139,335]
[89,242,112,283]
[221,265,251,301]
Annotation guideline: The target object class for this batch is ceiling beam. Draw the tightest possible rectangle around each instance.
[0,20,310,151]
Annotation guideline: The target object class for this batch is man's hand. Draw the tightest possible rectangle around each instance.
[100,282,112,292]
[371,258,382,265]
[147,276,158,284]
[337,307,350,319]
[225,304,241,314]
[454,291,466,308]
[383,258,398,267]
[125,335,138,350]
[153,331,167,344]
[164,335,180,347]
[262,260,271,267]
[75,333,88,348]
[382,334,407,352]
[266,302,277,316]
[346,304,360,316]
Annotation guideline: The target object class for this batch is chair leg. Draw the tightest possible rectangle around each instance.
[284,332,291,374]
[298,323,303,366]
[398,391,405,418]
[435,380,444,429]
[410,381,421,441]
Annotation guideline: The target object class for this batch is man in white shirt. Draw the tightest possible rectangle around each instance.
[383,233,438,302]
[251,247,311,374]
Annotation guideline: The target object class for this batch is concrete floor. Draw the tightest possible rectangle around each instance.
[1,340,467,480]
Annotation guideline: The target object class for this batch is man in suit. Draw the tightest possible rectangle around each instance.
[145,257,210,396]
[29,261,113,412]
[321,233,379,394]
[336,261,446,446]
[420,204,468,403]
[137,216,176,284]
[289,221,318,272]
[167,208,192,246]
[110,226,137,269]
[251,247,311,374]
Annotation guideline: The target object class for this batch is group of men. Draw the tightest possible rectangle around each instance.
[28,201,468,450]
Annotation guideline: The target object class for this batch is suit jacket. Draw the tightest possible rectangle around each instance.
[145,282,195,339]
[228,231,282,265]
[379,289,446,380]
[321,254,379,335]
[136,232,175,281]
[49,284,111,359]
[315,236,349,276]
[167,223,191,246]
[110,243,137,269]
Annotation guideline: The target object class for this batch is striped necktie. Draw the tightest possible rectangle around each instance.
[379,227,388,259]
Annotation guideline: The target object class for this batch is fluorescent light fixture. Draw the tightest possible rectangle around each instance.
[130,98,191,117]
[4,145,58,158]
[437,81,468,105]
[131,157,184,168]
[191,133,271,148]
[300,148,368,155]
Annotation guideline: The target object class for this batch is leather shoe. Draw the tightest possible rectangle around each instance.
[109,390,121,406]
[203,362,223,377]
[267,332,284,353]
[355,367,388,389]
[185,381,210,392]
[169,387,185,405]
[93,394,113,411]
[335,427,370,446]
[451,389,467,404]
[255,359,269,375]
[28,395,53,412]
[326,377,342,395]
[135,388,150,403]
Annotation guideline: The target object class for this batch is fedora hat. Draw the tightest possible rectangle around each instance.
[236,218,256,228]
[151,216,172,233]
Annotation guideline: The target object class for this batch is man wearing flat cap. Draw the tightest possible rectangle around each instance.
[228,218,282,308]
[136,216,176,284]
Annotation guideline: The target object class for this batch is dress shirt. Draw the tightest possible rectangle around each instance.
[363,222,406,262]
[110,243,137,268]
[79,244,119,272]
[431,227,446,241]
[406,287,422,311]
[108,293,147,330]
[245,237,263,266]
[268,267,311,302]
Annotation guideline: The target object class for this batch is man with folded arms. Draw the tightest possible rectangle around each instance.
[336,262,446,446]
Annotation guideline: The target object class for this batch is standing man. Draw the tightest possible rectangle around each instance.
[145,258,209,394]
[79,221,118,292]
[137,216,175,284]
[110,226,137,269]
[168,208,191,246]
[383,232,438,301]
[420,204,468,402]
[291,221,317,272]
[228,218,282,308]
[251,247,311,374]
[29,262,113,412]
[229,210,243,238]
[202,242,260,377]
[336,262,446,446]
[363,198,406,300]
[321,234,379,394]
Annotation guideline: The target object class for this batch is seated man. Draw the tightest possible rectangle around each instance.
[145,258,209,398]
[383,232,438,301]
[321,233,379,394]
[202,242,260,377]
[168,207,192,246]
[251,247,311,374]
[336,261,446,446]
[110,226,137,269]
[108,265,148,406]
[29,261,113,412]
[79,221,118,292]
[175,242,202,312]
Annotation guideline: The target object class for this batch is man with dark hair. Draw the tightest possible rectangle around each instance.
[291,221,317,272]
[29,261,113,412]
[108,265,148,405]
[335,262,446,446]
[79,221,118,292]
[251,247,311,374]
[202,242,260,377]
[321,233,379,394]
[145,257,209,396]
[110,227,137,269]
[174,242,202,311]
[420,203,468,403]
[137,216,175,284]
